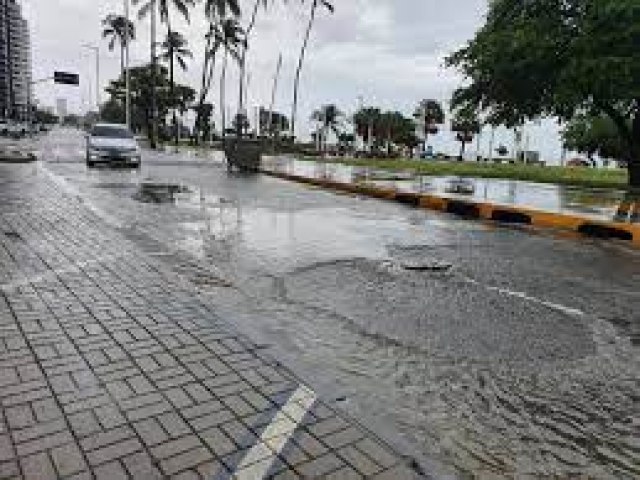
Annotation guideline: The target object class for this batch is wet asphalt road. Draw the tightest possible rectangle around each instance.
[37,128,640,479]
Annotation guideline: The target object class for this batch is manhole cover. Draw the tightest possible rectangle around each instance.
[191,273,233,288]
[400,260,452,272]
[3,231,22,240]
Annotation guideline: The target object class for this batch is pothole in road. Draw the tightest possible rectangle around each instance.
[133,183,192,204]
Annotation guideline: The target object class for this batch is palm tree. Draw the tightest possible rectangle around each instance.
[290,0,334,140]
[132,0,195,146]
[192,2,241,144]
[311,104,343,153]
[102,14,136,79]
[216,18,246,141]
[414,99,444,153]
[204,0,240,18]
[160,31,192,144]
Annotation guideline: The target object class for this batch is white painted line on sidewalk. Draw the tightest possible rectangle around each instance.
[232,384,317,479]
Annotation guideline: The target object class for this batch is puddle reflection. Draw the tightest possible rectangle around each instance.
[264,157,638,224]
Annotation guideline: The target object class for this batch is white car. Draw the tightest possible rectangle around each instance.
[86,123,141,168]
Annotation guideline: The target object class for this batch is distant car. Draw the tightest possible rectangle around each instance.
[566,158,592,168]
[0,121,8,136]
[6,121,28,138]
[86,123,141,168]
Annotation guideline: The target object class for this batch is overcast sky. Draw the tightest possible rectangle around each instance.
[22,0,564,162]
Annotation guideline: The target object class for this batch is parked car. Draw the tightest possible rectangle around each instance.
[86,123,141,168]
[0,121,8,136]
[7,121,28,138]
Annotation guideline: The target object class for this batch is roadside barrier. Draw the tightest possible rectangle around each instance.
[262,169,640,247]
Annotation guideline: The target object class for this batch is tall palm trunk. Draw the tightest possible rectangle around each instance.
[237,0,261,128]
[167,24,179,146]
[150,0,158,149]
[120,44,125,82]
[196,36,213,145]
[221,50,228,144]
[290,0,318,140]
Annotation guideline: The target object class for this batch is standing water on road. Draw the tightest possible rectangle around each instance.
[42,131,640,479]
[262,157,640,225]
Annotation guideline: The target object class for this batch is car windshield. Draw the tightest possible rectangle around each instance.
[91,126,133,139]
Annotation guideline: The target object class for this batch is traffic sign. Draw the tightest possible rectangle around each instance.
[54,72,80,86]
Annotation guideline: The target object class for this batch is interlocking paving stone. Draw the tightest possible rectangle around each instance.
[0,165,422,479]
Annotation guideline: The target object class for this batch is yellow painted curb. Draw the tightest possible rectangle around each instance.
[262,169,640,246]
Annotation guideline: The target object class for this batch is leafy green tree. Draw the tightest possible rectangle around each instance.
[105,64,195,141]
[100,99,126,125]
[33,108,58,125]
[290,0,334,139]
[451,108,481,160]
[353,107,382,146]
[102,14,136,79]
[414,99,445,149]
[380,112,419,154]
[192,103,215,141]
[447,0,640,185]
[353,108,417,155]
[562,115,626,163]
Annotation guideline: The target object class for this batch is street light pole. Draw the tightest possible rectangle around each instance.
[124,0,131,129]
[81,44,100,111]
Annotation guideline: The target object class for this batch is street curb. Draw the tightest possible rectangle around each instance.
[262,169,640,247]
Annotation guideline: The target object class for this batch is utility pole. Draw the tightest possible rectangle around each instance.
[124,0,131,129]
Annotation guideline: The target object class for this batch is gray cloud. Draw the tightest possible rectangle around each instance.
[23,0,563,161]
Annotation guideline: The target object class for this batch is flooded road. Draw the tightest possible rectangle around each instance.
[40,129,640,479]
[263,157,637,224]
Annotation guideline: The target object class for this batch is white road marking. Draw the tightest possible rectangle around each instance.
[232,385,317,479]
[462,276,585,317]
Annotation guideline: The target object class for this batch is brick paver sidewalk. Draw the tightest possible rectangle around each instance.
[0,164,422,479]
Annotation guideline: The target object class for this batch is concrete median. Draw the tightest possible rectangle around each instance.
[262,168,640,247]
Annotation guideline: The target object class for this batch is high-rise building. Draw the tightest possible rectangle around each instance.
[56,98,67,119]
[0,0,31,120]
